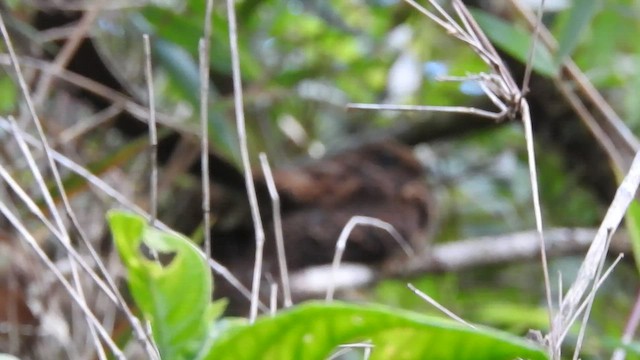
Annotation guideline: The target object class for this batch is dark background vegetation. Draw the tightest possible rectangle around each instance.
[1,0,640,358]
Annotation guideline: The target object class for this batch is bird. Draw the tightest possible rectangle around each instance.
[212,140,433,314]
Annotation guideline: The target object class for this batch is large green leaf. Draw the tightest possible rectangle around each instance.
[471,10,557,77]
[204,301,548,360]
[108,211,226,360]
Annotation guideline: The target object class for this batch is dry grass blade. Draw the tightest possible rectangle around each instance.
[521,0,546,95]
[2,11,160,354]
[571,230,616,360]
[0,7,108,347]
[349,0,554,347]
[407,283,476,329]
[0,116,265,313]
[259,153,292,308]
[225,0,267,322]
[0,55,184,130]
[30,0,104,108]
[0,202,125,359]
[347,103,503,120]
[200,0,215,259]
[270,282,278,316]
[551,151,640,350]
[143,34,158,227]
[507,0,640,172]
[199,38,213,259]
[326,216,413,301]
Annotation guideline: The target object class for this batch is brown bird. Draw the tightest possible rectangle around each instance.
[212,140,433,314]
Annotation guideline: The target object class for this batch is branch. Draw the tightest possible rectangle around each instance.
[389,227,629,275]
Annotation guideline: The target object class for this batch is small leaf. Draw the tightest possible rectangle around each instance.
[554,0,602,64]
[471,10,557,77]
[204,301,548,360]
[108,211,224,359]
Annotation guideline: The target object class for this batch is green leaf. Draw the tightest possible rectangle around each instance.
[555,0,602,64]
[108,210,225,359]
[204,301,548,360]
[0,73,17,113]
[471,10,557,77]
[625,196,640,275]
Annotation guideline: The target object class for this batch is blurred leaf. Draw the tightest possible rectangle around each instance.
[204,301,548,360]
[108,210,226,359]
[555,0,602,64]
[0,73,17,113]
[473,302,549,334]
[471,10,557,77]
[625,198,640,275]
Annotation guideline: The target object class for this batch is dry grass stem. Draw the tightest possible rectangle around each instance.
[58,104,123,143]
[143,34,158,227]
[520,0,546,95]
[270,283,278,316]
[556,253,624,352]
[0,116,263,313]
[259,153,292,307]
[349,0,554,346]
[347,103,504,120]
[407,283,476,329]
[200,0,215,259]
[326,216,413,301]
[508,0,640,170]
[0,55,185,130]
[225,0,267,322]
[0,202,124,359]
[31,0,104,108]
[199,38,213,259]
[552,150,640,350]
[571,230,615,360]
[0,163,118,304]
